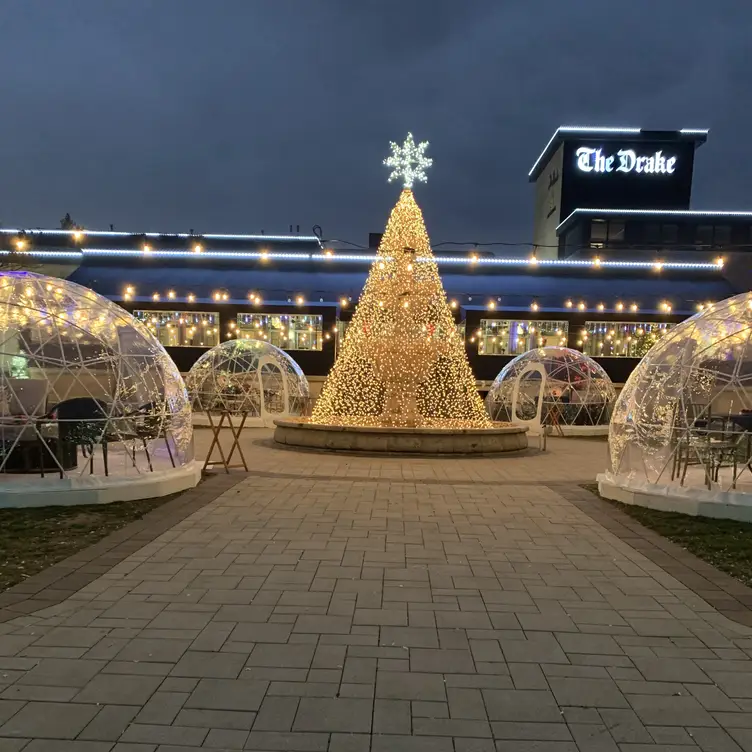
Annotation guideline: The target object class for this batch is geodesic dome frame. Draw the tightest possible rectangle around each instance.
[0,271,197,505]
[485,346,616,434]
[600,291,752,513]
[186,339,310,424]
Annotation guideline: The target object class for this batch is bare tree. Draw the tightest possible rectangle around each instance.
[60,212,83,231]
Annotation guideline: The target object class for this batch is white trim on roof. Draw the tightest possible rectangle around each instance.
[0,248,722,271]
[557,207,752,233]
[0,228,320,242]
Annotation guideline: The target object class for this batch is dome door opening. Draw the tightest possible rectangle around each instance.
[258,357,288,425]
[511,363,546,434]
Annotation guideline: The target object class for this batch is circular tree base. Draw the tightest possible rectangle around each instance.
[273,418,528,455]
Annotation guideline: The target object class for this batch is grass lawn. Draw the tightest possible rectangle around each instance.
[583,483,752,587]
[0,497,175,592]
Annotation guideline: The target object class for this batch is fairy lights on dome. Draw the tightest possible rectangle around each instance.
[604,290,752,501]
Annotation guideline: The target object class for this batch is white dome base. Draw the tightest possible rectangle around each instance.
[548,424,609,437]
[597,471,752,522]
[0,460,201,508]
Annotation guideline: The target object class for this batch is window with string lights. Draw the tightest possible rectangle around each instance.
[133,310,219,348]
[236,313,323,351]
[477,319,568,356]
[581,321,673,357]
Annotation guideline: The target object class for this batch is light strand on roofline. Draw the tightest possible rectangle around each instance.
[115,289,701,316]
[0,250,83,258]
[0,228,320,242]
[0,247,722,271]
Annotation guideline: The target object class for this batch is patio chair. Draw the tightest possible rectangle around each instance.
[681,415,740,488]
[51,397,113,475]
[706,417,743,483]
[129,402,176,472]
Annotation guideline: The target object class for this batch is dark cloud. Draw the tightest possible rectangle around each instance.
[0,0,748,246]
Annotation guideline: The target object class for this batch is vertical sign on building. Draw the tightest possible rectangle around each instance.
[532,145,564,258]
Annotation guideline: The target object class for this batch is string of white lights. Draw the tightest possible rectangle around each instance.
[0,248,722,271]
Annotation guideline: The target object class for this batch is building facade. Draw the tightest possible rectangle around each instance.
[1,126,748,388]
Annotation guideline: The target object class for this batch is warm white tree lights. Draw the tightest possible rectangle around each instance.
[311,148,489,429]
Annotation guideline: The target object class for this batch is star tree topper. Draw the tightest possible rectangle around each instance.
[383,132,432,189]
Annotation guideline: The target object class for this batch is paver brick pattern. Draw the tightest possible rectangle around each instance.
[1,435,752,751]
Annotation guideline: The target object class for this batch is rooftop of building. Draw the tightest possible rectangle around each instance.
[65,259,734,317]
[0,227,323,256]
[556,207,752,235]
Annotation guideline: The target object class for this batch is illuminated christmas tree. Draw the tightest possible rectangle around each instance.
[311,134,491,429]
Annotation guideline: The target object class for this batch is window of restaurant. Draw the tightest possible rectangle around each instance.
[336,320,349,340]
[236,313,323,351]
[590,220,607,244]
[644,223,661,244]
[133,310,220,347]
[589,219,625,248]
[695,224,714,247]
[581,321,673,358]
[661,224,679,244]
[714,225,731,247]
[695,224,732,248]
[477,319,568,356]
[608,220,625,243]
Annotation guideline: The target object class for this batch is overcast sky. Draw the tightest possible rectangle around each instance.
[0,0,748,247]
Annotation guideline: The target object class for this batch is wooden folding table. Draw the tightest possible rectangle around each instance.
[202,411,249,473]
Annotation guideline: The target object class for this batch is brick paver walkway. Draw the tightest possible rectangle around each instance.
[2,433,752,751]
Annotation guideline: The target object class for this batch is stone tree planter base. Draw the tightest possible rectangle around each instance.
[273,419,528,455]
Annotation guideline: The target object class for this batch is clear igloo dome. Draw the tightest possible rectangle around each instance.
[602,292,752,506]
[186,339,310,424]
[0,271,197,503]
[486,346,616,434]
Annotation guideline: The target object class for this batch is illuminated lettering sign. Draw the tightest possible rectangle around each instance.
[575,147,677,175]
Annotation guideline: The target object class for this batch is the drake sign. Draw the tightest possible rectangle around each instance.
[575,147,677,175]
